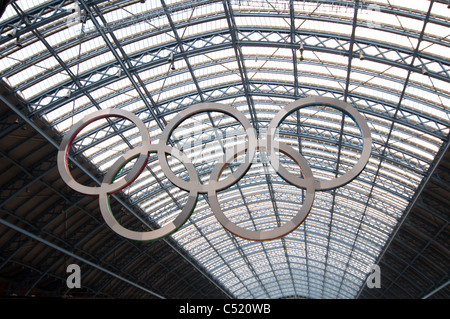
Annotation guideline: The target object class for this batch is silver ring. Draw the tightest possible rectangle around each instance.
[266,96,372,191]
[99,143,198,242]
[208,140,315,242]
[57,109,150,196]
[158,102,257,194]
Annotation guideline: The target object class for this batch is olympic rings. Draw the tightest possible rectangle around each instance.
[57,97,372,242]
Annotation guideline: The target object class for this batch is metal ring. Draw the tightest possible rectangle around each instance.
[57,108,150,196]
[208,140,315,242]
[57,97,372,242]
[266,96,372,191]
[99,143,198,241]
[158,102,257,194]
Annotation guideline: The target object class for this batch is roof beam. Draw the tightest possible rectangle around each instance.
[0,217,165,298]
[222,0,259,134]
[343,0,359,102]
[80,0,166,131]
[160,0,205,102]
[422,279,450,299]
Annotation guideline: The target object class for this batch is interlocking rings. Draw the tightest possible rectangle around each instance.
[57,96,372,242]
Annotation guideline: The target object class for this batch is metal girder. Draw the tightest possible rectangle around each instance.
[14,45,445,145]
[173,178,403,227]
[222,0,259,133]
[20,57,445,145]
[2,2,445,102]
[7,2,143,165]
[0,217,165,298]
[79,0,166,131]
[36,72,444,154]
[422,279,450,299]
[210,237,373,284]
[15,26,449,112]
[52,81,443,177]
[225,259,358,298]
[160,0,205,103]
[321,0,357,290]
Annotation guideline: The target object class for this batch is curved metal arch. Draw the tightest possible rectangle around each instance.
[119,80,436,143]
[239,9,450,49]
[213,237,371,281]
[111,154,418,245]
[139,92,440,173]
[3,7,446,114]
[122,71,446,135]
[24,66,446,161]
[0,0,72,44]
[238,31,449,81]
[20,25,448,113]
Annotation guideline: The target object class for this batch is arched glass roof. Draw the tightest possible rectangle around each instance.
[0,0,449,299]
